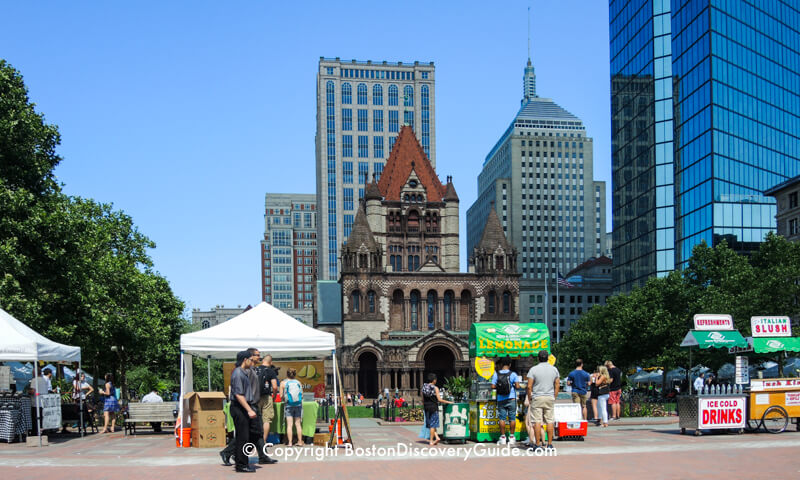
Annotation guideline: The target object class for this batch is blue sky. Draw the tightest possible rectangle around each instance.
[1,1,611,312]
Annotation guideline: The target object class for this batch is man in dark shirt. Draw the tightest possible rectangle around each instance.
[605,360,623,421]
[256,354,279,444]
[226,349,277,473]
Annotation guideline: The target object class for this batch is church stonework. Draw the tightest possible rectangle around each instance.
[335,126,520,399]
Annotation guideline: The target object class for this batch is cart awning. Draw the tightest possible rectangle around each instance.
[753,337,800,353]
[468,323,549,358]
[680,330,748,349]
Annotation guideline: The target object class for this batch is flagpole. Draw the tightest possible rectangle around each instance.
[556,270,560,344]
[544,264,549,327]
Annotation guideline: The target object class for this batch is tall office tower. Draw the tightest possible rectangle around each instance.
[467,59,607,281]
[611,0,800,292]
[316,57,436,280]
[261,194,317,310]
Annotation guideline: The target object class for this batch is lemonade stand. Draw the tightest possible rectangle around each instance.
[467,322,550,442]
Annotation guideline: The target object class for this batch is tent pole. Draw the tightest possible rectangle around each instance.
[179,350,184,447]
[207,356,211,392]
[35,358,42,447]
[79,361,84,438]
[332,350,338,416]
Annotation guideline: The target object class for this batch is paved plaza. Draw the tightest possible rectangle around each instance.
[1,418,799,479]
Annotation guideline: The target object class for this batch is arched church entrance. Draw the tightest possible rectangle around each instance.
[423,345,456,386]
[357,351,379,398]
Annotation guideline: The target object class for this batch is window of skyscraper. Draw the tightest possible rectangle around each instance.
[389,110,399,132]
[373,110,383,132]
[342,83,351,104]
[357,83,367,105]
[373,84,383,105]
[403,85,414,106]
[342,108,352,131]
[358,109,367,131]
[343,136,353,158]
[374,137,384,158]
[389,85,398,106]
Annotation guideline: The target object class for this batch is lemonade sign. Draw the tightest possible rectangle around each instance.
[474,357,495,379]
[469,322,550,358]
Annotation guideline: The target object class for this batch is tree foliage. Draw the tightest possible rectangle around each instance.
[0,60,187,395]
[554,234,800,374]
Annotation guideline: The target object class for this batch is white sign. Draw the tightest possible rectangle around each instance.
[698,397,746,429]
[39,393,62,430]
[755,394,770,405]
[750,378,800,392]
[786,392,800,406]
[0,366,10,391]
[694,314,734,331]
[735,356,749,385]
[750,316,792,337]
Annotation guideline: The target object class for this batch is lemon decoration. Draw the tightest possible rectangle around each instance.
[474,356,495,379]
[299,365,308,377]
[305,364,316,378]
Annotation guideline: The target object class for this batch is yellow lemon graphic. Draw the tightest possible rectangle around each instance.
[306,364,316,378]
[474,357,495,380]
[299,365,308,377]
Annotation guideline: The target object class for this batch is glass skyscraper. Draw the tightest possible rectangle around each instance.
[611,0,800,292]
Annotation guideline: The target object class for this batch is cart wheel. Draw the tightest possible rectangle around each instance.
[762,406,789,434]
[693,430,702,436]
[746,419,761,432]
[680,428,686,434]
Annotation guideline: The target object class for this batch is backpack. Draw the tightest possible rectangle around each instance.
[421,383,436,401]
[496,371,512,396]
[285,380,303,406]
[257,366,273,397]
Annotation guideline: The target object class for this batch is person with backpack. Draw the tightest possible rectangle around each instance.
[256,354,279,443]
[280,368,305,446]
[422,373,453,446]
[491,357,522,445]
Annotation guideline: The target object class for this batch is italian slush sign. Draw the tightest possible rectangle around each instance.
[698,397,745,429]
[693,314,734,331]
[750,316,791,337]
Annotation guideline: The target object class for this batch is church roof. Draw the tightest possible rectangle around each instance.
[443,177,459,202]
[343,203,377,251]
[477,207,512,253]
[365,178,382,200]
[377,126,446,202]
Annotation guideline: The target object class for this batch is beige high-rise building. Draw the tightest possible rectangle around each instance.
[315,57,436,280]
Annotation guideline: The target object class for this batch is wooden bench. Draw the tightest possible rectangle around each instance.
[124,402,178,435]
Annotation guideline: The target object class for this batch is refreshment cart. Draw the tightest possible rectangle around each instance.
[678,314,749,436]
[746,316,800,433]
[467,322,549,443]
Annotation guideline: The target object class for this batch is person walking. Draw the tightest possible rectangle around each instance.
[72,372,94,404]
[567,359,591,420]
[595,366,611,427]
[256,354,279,444]
[605,360,623,421]
[491,357,521,445]
[280,368,305,447]
[422,373,453,446]
[694,372,705,394]
[526,350,560,452]
[100,373,119,433]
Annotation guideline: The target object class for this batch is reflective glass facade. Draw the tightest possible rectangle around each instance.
[611,0,800,292]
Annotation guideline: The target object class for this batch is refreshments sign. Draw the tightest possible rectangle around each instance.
[693,314,734,331]
[698,397,745,429]
[750,316,791,337]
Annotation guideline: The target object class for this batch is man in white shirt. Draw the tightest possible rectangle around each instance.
[141,389,164,432]
[693,373,705,394]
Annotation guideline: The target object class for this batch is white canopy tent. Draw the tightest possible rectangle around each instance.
[178,302,336,443]
[0,308,83,443]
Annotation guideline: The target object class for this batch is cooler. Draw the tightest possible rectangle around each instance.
[554,403,587,440]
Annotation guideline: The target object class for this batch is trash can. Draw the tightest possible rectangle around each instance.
[442,403,470,443]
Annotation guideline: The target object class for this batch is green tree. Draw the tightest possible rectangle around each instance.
[0,60,187,397]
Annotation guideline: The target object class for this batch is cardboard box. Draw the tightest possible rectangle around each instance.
[191,410,225,429]
[313,433,329,446]
[191,426,226,448]
[184,391,226,413]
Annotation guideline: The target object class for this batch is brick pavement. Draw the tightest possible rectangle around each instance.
[0,418,798,479]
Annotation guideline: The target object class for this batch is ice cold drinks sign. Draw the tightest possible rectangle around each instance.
[698,398,745,429]
[750,316,791,337]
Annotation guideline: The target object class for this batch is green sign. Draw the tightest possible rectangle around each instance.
[753,337,800,353]
[468,323,550,358]
[680,330,748,349]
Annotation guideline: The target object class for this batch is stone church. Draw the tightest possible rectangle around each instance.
[335,126,520,398]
